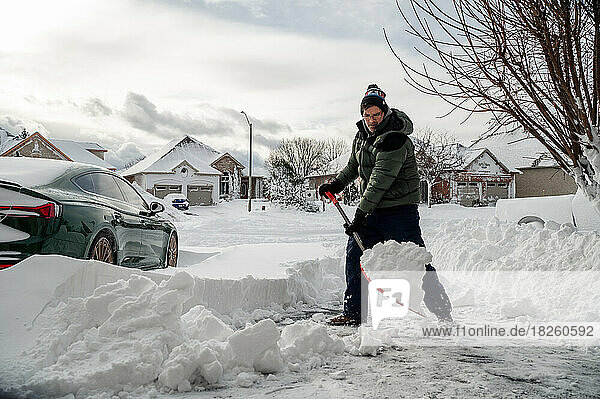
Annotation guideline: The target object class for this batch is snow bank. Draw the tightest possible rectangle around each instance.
[0,249,348,397]
[2,270,346,397]
[495,195,574,225]
[428,217,600,323]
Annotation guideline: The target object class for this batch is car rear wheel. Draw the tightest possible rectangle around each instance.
[88,231,116,264]
[166,232,178,268]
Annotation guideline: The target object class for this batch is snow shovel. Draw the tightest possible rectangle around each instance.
[324,191,366,252]
[324,191,426,318]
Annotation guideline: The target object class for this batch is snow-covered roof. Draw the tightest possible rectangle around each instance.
[460,147,520,174]
[121,135,222,176]
[52,139,114,169]
[0,130,23,154]
[0,131,115,170]
[77,141,106,152]
[470,132,558,169]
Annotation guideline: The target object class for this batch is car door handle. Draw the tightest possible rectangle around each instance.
[113,213,123,221]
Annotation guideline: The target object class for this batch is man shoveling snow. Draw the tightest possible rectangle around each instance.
[319,83,453,325]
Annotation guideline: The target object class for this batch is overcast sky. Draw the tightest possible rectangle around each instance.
[0,0,489,170]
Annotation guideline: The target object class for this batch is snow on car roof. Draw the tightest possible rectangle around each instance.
[0,157,97,187]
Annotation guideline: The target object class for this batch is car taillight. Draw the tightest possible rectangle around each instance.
[0,203,60,218]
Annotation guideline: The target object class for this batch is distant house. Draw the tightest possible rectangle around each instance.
[470,133,577,198]
[0,131,115,170]
[443,147,520,206]
[121,135,264,206]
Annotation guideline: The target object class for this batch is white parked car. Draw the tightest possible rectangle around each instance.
[495,189,600,231]
[164,193,190,211]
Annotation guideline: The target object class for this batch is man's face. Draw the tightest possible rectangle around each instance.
[363,105,384,132]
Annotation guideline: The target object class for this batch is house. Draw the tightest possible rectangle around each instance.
[121,135,264,206]
[0,130,115,170]
[444,147,520,206]
[470,133,577,198]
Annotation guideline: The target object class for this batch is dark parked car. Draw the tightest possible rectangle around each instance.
[0,158,178,270]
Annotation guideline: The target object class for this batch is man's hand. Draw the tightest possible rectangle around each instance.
[344,208,367,236]
[318,180,344,198]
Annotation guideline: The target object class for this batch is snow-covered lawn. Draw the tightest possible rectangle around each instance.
[1,200,599,398]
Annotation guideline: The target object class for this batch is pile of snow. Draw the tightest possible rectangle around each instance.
[495,195,574,225]
[0,250,350,397]
[279,320,344,364]
[428,217,600,322]
[361,240,432,272]
[429,217,600,273]
[2,269,347,397]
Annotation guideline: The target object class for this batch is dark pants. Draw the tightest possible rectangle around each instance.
[343,204,452,320]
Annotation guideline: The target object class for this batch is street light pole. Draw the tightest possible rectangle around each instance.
[241,111,252,212]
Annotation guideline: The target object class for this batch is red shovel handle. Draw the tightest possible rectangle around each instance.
[325,191,338,204]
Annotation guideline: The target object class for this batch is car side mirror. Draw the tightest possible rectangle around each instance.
[141,201,165,217]
[149,201,164,214]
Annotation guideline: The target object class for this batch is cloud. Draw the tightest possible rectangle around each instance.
[0,115,51,137]
[0,0,489,160]
[82,98,112,117]
[226,148,268,176]
[164,0,404,41]
[121,92,290,148]
[105,142,146,170]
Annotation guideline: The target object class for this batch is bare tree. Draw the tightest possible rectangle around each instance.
[414,128,465,207]
[266,137,334,211]
[387,0,600,212]
[274,137,326,179]
[321,138,349,167]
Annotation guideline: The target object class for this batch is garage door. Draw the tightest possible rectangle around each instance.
[487,182,508,199]
[153,185,181,199]
[457,182,479,206]
[187,185,213,206]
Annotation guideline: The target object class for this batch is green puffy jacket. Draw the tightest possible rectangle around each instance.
[335,108,421,214]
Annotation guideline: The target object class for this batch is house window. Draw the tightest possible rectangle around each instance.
[488,183,496,187]
[156,185,167,190]
[220,172,230,195]
[169,186,180,191]
[498,183,507,188]
[457,182,467,187]
[469,182,478,187]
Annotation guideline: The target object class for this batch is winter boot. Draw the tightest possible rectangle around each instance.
[328,314,361,326]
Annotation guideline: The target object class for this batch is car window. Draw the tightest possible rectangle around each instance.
[73,173,94,192]
[114,177,148,209]
[89,173,125,201]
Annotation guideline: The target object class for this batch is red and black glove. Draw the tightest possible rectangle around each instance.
[318,180,345,198]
